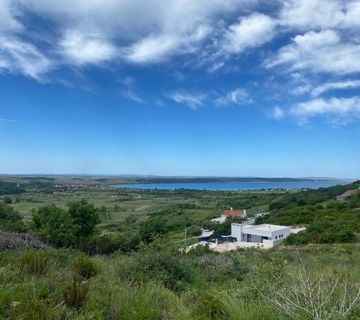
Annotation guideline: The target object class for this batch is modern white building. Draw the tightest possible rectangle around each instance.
[231,223,291,247]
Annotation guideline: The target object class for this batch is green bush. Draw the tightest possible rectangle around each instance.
[31,205,77,247]
[31,200,101,249]
[0,203,26,232]
[20,250,49,275]
[72,256,100,279]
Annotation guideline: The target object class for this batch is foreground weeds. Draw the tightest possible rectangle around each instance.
[0,244,359,319]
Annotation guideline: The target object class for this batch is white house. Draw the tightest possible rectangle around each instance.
[231,223,291,247]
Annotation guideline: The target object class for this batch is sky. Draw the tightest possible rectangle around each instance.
[0,0,360,178]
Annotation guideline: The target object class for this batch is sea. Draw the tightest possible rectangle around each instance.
[114,180,351,191]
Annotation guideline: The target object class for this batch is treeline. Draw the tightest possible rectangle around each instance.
[0,181,25,195]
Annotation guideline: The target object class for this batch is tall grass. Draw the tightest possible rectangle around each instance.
[20,250,49,275]
[72,256,100,279]
[105,282,191,320]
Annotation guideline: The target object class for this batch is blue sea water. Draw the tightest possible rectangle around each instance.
[114,180,350,191]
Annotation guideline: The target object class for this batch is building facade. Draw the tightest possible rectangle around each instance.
[231,223,291,244]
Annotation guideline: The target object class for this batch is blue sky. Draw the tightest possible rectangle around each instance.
[0,0,360,178]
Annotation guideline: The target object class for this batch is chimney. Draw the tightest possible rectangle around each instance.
[230,207,233,211]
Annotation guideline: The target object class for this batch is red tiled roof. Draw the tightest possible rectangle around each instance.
[223,209,246,217]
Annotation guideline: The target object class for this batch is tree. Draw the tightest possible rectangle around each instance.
[3,197,12,204]
[0,203,26,232]
[139,216,170,243]
[31,205,77,247]
[68,200,100,240]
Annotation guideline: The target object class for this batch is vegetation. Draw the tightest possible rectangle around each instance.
[258,181,360,244]
[0,177,359,319]
[0,203,26,232]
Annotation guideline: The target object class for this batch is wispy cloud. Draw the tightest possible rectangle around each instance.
[290,97,360,123]
[279,0,360,30]
[167,91,206,110]
[267,30,360,75]
[271,106,285,120]
[215,88,252,106]
[120,89,144,103]
[0,35,53,81]
[311,80,360,97]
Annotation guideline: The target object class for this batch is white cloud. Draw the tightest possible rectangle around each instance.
[216,88,251,106]
[267,30,360,75]
[120,89,144,103]
[124,35,179,64]
[271,106,285,119]
[16,0,244,67]
[0,0,22,33]
[224,13,277,54]
[291,97,360,121]
[279,0,360,30]
[167,91,206,110]
[60,30,118,65]
[311,80,360,97]
[0,35,52,80]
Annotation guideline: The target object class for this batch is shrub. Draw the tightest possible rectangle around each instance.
[3,196,12,204]
[72,256,100,279]
[0,203,26,232]
[68,200,100,240]
[63,276,89,310]
[31,205,77,247]
[130,242,194,292]
[20,250,49,275]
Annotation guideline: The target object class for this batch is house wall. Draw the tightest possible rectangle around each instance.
[270,227,291,240]
[231,224,291,243]
[231,223,243,241]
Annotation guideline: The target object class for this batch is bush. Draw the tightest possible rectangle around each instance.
[31,200,101,249]
[68,200,100,240]
[3,197,12,204]
[72,256,100,279]
[0,203,26,232]
[20,250,49,275]
[129,242,194,292]
[63,276,89,310]
[31,205,77,247]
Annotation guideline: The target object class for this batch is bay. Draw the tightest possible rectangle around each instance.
[114,180,350,191]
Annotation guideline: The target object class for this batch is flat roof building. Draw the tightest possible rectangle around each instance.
[231,223,291,244]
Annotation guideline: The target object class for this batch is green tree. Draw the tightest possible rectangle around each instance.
[31,205,77,247]
[3,196,12,204]
[0,203,26,232]
[68,200,100,240]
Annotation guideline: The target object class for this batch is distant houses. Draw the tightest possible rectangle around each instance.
[211,207,247,224]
